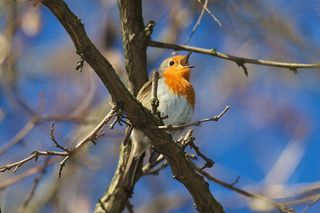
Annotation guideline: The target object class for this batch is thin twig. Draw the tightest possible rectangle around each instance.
[143,161,168,176]
[0,115,95,157]
[0,151,67,173]
[125,199,134,213]
[301,194,320,213]
[0,107,118,175]
[180,129,214,170]
[148,40,320,75]
[179,129,194,149]
[183,0,208,44]
[156,105,230,130]
[35,115,97,124]
[196,0,222,27]
[142,153,165,173]
[98,199,108,213]
[190,142,214,170]
[150,71,160,117]
[193,163,293,212]
[50,123,70,153]
[0,158,57,190]
[57,106,118,177]
[20,157,50,209]
[0,120,35,156]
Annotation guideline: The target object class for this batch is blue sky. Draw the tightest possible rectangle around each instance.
[1,0,320,212]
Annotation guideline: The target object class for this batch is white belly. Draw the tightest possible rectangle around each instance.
[157,78,193,126]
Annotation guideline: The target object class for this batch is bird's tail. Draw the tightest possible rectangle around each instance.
[123,146,144,191]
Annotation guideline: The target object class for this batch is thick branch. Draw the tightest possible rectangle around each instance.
[118,0,148,95]
[42,1,224,212]
[149,40,320,73]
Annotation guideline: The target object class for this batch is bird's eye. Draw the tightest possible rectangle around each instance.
[169,60,175,66]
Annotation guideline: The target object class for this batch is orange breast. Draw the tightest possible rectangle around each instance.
[163,69,195,108]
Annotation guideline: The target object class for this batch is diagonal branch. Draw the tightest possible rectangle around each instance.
[183,0,208,44]
[192,164,294,213]
[196,0,222,27]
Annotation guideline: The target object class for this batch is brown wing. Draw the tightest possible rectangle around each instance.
[136,77,162,110]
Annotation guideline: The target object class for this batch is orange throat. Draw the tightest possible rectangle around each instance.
[163,68,195,107]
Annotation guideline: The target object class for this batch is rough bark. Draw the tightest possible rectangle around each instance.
[118,0,148,95]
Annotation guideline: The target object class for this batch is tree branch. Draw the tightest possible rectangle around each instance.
[192,164,294,213]
[148,40,320,75]
[156,105,230,130]
[0,106,117,175]
[118,0,148,95]
[41,0,224,212]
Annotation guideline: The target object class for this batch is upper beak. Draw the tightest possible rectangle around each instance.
[180,52,192,66]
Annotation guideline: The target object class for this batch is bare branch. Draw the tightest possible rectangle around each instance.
[0,106,117,175]
[301,194,320,213]
[193,164,294,213]
[156,105,230,130]
[183,0,208,44]
[50,123,71,153]
[0,120,35,156]
[148,40,320,74]
[56,106,118,177]
[143,161,168,176]
[0,151,67,173]
[98,199,108,213]
[196,0,222,27]
[0,159,57,190]
[0,115,95,157]
[20,157,50,209]
[150,70,160,117]
[179,129,214,170]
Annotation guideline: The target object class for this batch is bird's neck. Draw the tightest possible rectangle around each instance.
[162,68,190,82]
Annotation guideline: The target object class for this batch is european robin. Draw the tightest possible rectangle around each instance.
[124,53,195,188]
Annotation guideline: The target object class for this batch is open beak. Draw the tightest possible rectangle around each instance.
[180,52,192,67]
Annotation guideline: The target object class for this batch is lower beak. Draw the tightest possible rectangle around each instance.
[181,52,192,66]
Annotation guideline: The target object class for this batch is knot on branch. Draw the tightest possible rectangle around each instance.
[235,59,248,76]
[289,67,298,74]
[210,48,217,56]
[145,20,155,39]
[109,102,130,129]
[150,71,163,120]
[76,52,85,72]
[180,130,214,170]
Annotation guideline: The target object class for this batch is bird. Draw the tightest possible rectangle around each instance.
[124,53,195,189]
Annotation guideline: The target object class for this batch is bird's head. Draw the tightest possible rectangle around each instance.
[159,52,193,81]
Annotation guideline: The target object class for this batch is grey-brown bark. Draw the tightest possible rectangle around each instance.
[118,0,148,95]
